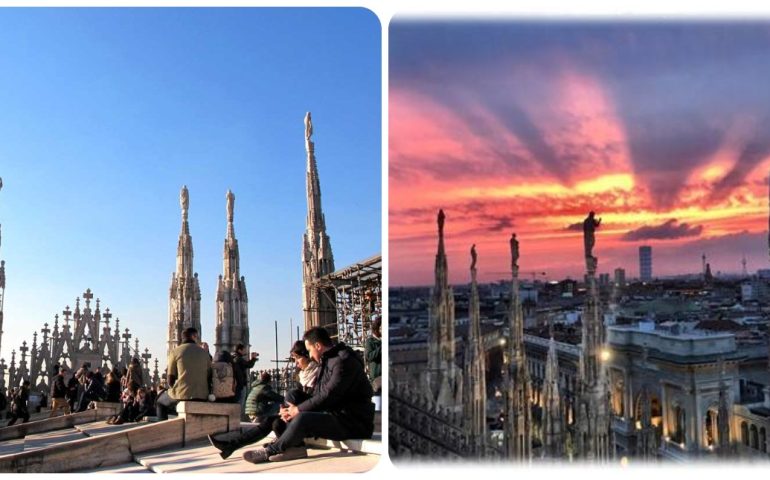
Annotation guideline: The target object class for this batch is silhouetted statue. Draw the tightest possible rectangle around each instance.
[583,211,601,260]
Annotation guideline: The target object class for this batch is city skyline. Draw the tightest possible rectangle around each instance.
[390,21,770,286]
[0,8,381,369]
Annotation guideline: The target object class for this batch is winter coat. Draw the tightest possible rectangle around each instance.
[297,343,374,438]
[12,387,29,414]
[126,364,144,390]
[364,336,381,381]
[51,375,68,399]
[232,353,257,391]
[245,379,284,419]
[105,378,122,402]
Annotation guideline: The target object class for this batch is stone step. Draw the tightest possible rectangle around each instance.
[304,433,381,455]
[135,439,379,473]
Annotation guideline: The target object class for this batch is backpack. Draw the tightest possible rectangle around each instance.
[211,361,235,399]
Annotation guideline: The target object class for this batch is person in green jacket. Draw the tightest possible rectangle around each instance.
[245,372,284,423]
[365,317,382,393]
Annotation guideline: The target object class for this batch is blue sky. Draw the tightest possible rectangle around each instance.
[0,8,381,372]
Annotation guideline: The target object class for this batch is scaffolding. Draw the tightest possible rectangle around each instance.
[312,254,381,353]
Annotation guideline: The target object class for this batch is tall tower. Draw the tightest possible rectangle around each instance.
[639,246,652,282]
[576,211,613,462]
[428,209,460,409]
[214,190,250,356]
[505,233,532,461]
[464,244,487,457]
[301,112,337,339]
[167,185,202,358]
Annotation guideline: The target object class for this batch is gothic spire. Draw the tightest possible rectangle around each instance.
[541,335,564,459]
[506,232,532,461]
[168,185,201,356]
[302,112,337,336]
[465,243,487,457]
[215,189,249,357]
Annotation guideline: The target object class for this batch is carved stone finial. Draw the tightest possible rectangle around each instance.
[226,190,235,223]
[180,185,189,220]
[470,244,477,270]
[304,112,313,141]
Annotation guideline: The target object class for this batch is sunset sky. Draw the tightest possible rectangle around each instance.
[390,21,770,286]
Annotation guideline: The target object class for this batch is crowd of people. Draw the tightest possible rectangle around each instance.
[0,322,383,467]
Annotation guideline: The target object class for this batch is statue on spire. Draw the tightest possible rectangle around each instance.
[180,185,189,220]
[470,244,477,270]
[510,233,519,273]
[438,209,445,237]
[305,112,313,141]
[583,211,601,273]
[226,189,235,223]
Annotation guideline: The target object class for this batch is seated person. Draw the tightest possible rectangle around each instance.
[130,388,153,422]
[209,342,315,459]
[241,327,374,464]
[156,327,212,420]
[245,372,284,423]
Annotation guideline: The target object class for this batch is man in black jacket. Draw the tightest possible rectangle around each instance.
[49,367,71,417]
[232,343,257,418]
[242,327,374,464]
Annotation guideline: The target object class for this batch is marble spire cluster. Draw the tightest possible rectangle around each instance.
[214,190,250,356]
[167,186,251,359]
[301,112,337,338]
[0,289,151,393]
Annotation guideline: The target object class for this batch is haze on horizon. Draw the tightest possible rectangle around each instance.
[390,20,770,287]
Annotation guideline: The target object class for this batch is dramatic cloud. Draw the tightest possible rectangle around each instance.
[621,219,703,242]
[389,21,770,285]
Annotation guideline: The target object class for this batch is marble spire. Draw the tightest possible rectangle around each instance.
[464,244,487,457]
[168,185,202,357]
[301,112,337,338]
[214,190,250,356]
[505,233,532,461]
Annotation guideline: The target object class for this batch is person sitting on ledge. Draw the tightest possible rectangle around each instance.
[156,327,212,420]
[208,342,318,459]
[240,326,374,464]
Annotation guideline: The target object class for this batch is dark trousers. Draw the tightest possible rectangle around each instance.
[268,412,353,454]
[226,415,284,450]
[156,391,179,420]
[7,410,30,426]
[266,388,353,454]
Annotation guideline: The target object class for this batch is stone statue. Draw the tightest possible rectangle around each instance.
[226,190,234,222]
[510,233,519,272]
[583,211,601,260]
[470,244,477,270]
[438,209,445,237]
[304,112,313,141]
[180,185,189,218]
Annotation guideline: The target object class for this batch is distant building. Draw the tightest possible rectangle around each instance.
[614,268,626,288]
[639,246,652,282]
[599,273,610,288]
